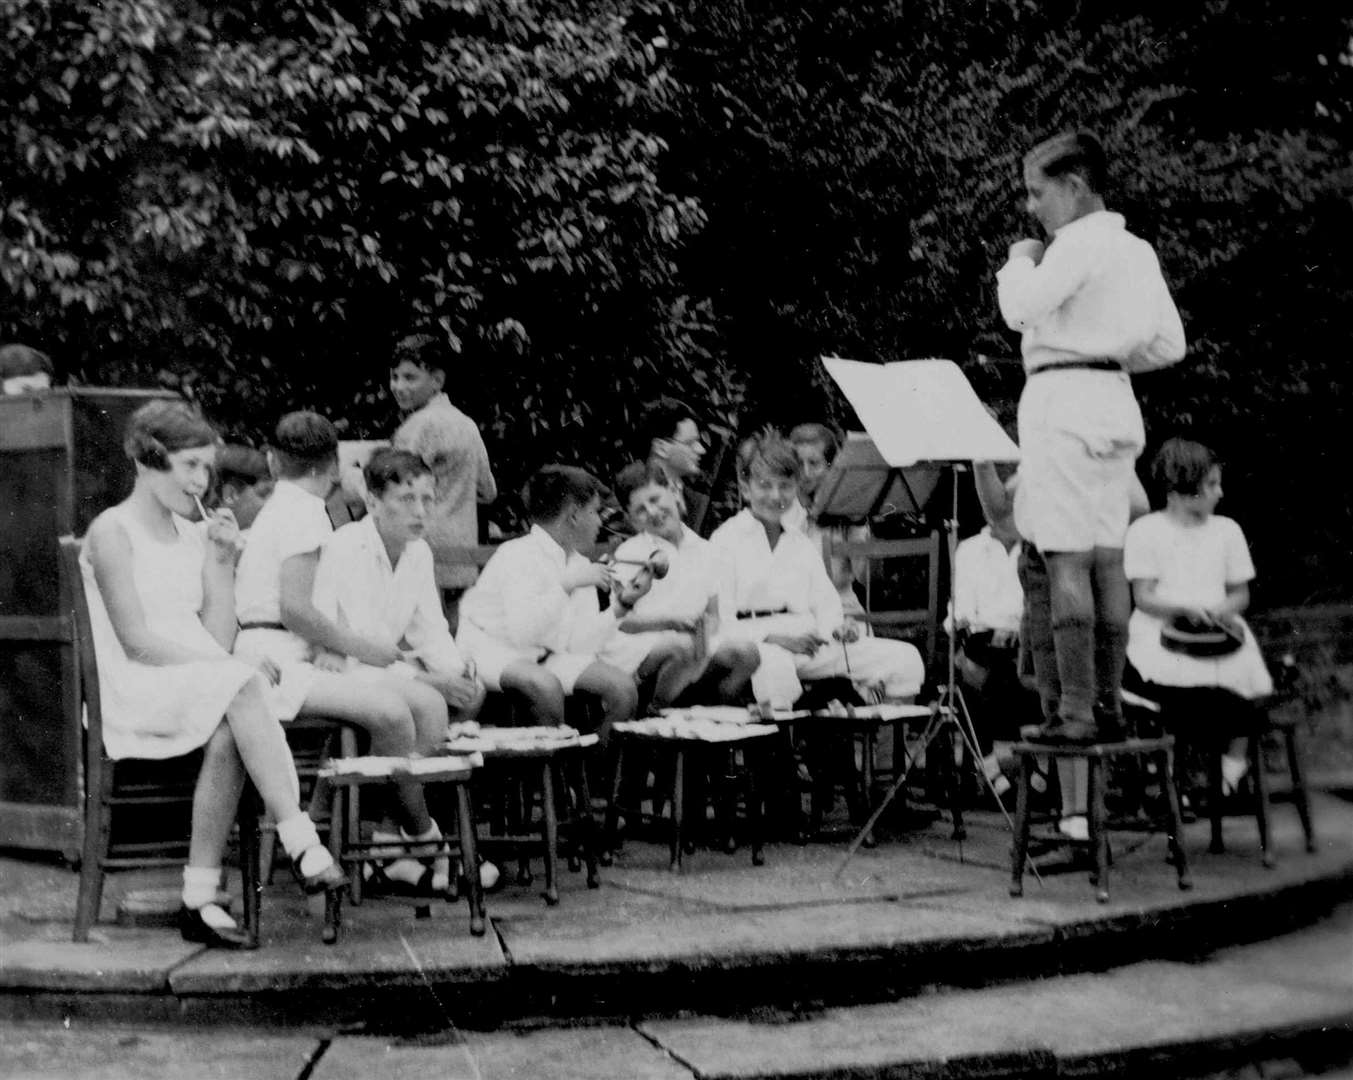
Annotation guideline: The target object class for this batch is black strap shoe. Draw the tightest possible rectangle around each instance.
[179,905,255,950]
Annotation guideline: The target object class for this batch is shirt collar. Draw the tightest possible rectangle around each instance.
[1054,209,1125,240]
[528,523,568,566]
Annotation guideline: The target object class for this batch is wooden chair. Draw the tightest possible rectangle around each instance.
[60,537,262,945]
[824,530,942,667]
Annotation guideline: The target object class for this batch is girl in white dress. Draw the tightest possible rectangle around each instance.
[1124,439,1274,794]
[82,401,346,949]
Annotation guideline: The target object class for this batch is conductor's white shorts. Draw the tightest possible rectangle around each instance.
[1015,369,1145,552]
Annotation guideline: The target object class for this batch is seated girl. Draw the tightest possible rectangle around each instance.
[1124,438,1273,796]
[81,401,345,950]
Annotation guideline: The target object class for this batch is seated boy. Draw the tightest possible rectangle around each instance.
[784,423,871,627]
[312,447,486,720]
[212,444,274,532]
[708,430,926,706]
[234,412,460,893]
[600,462,760,706]
[456,466,645,741]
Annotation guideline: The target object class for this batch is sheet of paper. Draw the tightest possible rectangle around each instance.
[822,357,1020,466]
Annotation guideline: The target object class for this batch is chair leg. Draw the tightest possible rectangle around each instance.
[949,727,966,841]
[540,762,560,906]
[602,742,625,862]
[1009,754,1032,898]
[1161,747,1192,892]
[322,781,345,946]
[73,775,112,943]
[749,742,765,867]
[455,782,486,936]
[574,755,601,889]
[1250,735,1274,868]
[670,749,685,872]
[1089,758,1110,904]
[1207,748,1226,854]
[1284,729,1317,853]
[238,784,262,949]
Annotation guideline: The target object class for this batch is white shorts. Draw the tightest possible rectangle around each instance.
[232,627,316,722]
[1015,369,1145,552]
[599,629,689,676]
[457,620,595,695]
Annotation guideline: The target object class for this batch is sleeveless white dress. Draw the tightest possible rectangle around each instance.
[80,505,263,760]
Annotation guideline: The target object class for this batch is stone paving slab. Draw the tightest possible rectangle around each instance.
[170,903,507,994]
[640,957,1353,1079]
[0,1024,319,1080]
[314,1028,693,1080]
[497,895,1050,971]
[0,933,201,993]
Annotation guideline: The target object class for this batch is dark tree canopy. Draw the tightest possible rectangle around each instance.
[2,0,1351,600]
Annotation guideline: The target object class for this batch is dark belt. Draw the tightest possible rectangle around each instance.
[737,607,789,620]
[238,621,287,632]
[1029,359,1123,375]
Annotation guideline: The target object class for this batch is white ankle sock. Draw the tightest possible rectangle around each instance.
[276,812,333,877]
[403,821,448,892]
[1221,753,1249,795]
[183,867,237,930]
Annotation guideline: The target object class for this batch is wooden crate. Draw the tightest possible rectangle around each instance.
[0,388,178,856]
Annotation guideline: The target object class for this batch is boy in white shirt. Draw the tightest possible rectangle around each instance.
[456,465,646,741]
[995,130,1185,742]
[312,448,486,719]
[708,430,925,706]
[233,412,458,894]
[601,462,760,706]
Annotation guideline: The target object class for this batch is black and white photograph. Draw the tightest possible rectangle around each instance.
[2,2,1351,1078]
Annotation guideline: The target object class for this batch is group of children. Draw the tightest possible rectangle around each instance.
[71,124,1281,950]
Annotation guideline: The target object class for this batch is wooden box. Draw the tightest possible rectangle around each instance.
[0,388,178,856]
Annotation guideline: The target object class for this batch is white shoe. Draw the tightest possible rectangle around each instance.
[1057,814,1089,842]
[1220,754,1249,797]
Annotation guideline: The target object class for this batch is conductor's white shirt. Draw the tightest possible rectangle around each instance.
[996,210,1185,374]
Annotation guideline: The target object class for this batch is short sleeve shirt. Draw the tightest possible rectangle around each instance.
[234,480,333,625]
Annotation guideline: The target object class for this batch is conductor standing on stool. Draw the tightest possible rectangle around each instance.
[996,131,1186,741]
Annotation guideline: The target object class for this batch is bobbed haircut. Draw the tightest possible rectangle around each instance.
[1024,130,1107,195]
[215,444,270,489]
[613,461,672,512]
[364,446,432,496]
[391,333,446,375]
[124,399,218,470]
[636,396,698,456]
[788,422,842,460]
[272,411,339,478]
[522,465,605,524]
[736,428,800,483]
[0,343,53,379]
[1151,438,1219,496]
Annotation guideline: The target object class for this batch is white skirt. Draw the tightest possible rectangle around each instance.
[1127,611,1274,700]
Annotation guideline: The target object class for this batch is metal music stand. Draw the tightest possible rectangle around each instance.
[818,357,1026,873]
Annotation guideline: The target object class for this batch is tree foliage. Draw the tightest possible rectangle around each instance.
[2,1,1351,599]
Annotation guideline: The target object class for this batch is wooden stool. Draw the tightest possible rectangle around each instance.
[1008,735,1192,904]
[1200,711,1316,866]
[318,754,486,943]
[449,729,601,906]
[607,716,779,871]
